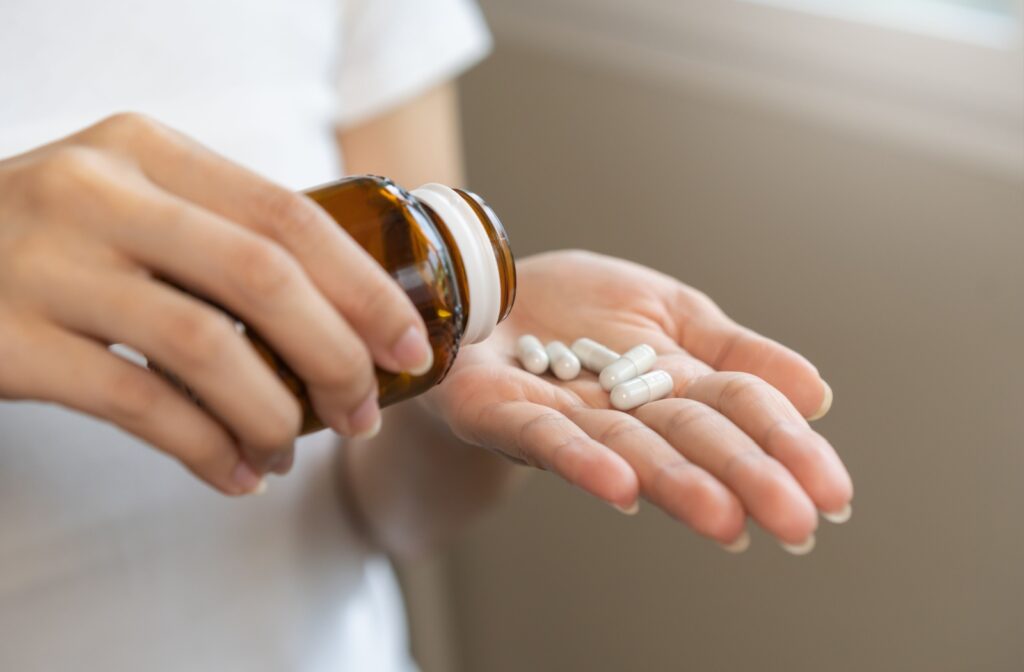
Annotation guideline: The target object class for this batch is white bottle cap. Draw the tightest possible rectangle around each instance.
[412,184,502,344]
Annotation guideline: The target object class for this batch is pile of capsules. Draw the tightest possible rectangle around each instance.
[515,335,672,410]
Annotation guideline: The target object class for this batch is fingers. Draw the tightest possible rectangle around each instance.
[566,407,746,543]
[545,342,846,540]
[211,182,434,376]
[38,266,301,474]
[684,372,853,515]
[0,318,261,495]
[635,398,819,544]
[465,396,639,509]
[85,113,431,374]
[670,287,831,419]
[101,182,380,437]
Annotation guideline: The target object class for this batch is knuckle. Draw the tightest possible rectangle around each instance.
[598,417,645,445]
[717,372,763,408]
[273,399,303,441]
[688,477,728,517]
[19,148,117,214]
[651,457,693,496]
[684,482,737,538]
[662,399,713,437]
[249,416,299,454]
[721,448,764,482]
[314,345,373,392]
[344,272,411,328]
[242,400,301,457]
[709,330,744,370]
[46,145,97,174]
[230,238,300,302]
[515,412,565,466]
[162,309,235,369]
[8,147,114,215]
[786,438,827,477]
[261,189,326,244]
[37,146,105,188]
[91,111,165,144]
[754,464,799,516]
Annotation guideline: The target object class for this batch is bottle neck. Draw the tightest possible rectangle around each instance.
[411,184,516,344]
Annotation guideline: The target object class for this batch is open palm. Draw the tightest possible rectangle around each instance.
[424,251,852,551]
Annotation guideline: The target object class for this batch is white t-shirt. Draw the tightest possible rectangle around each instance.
[0,1,490,670]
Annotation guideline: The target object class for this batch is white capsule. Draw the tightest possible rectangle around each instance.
[610,370,674,411]
[545,340,581,380]
[516,334,549,374]
[599,344,658,391]
[571,338,620,373]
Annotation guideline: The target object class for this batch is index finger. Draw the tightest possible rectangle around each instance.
[472,399,639,510]
[84,113,432,375]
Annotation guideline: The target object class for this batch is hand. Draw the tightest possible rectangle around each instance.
[425,250,852,551]
[0,114,432,494]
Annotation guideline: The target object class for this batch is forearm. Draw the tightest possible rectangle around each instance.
[337,83,466,186]
[341,399,522,559]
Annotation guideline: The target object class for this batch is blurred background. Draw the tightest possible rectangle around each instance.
[399,0,1024,670]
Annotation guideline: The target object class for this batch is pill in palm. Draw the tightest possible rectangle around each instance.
[599,344,658,391]
[545,340,581,380]
[610,370,674,411]
[516,334,549,374]
[571,337,620,373]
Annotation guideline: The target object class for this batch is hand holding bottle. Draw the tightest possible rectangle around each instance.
[424,250,853,552]
[0,114,432,494]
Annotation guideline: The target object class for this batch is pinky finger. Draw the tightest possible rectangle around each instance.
[6,323,260,496]
[468,400,639,510]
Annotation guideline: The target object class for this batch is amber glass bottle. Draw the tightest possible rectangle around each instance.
[242,175,515,433]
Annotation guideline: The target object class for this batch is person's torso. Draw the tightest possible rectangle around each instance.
[0,0,344,187]
[0,404,410,672]
[0,2,414,670]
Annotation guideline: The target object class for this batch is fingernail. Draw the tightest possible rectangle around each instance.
[232,461,267,495]
[720,530,751,554]
[808,381,833,421]
[612,500,640,515]
[348,393,382,439]
[355,414,382,440]
[392,326,433,375]
[822,503,852,524]
[780,534,816,556]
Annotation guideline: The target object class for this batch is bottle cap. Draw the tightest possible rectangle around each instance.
[412,183,502,344]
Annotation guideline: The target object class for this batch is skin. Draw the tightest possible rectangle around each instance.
[0,83,851,553]
[339,85,852,557]
[0,112,434,495]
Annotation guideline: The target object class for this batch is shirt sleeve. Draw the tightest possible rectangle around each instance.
[335,0,492,129]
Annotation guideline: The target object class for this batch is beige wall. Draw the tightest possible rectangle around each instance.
[405,28,1024,672]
